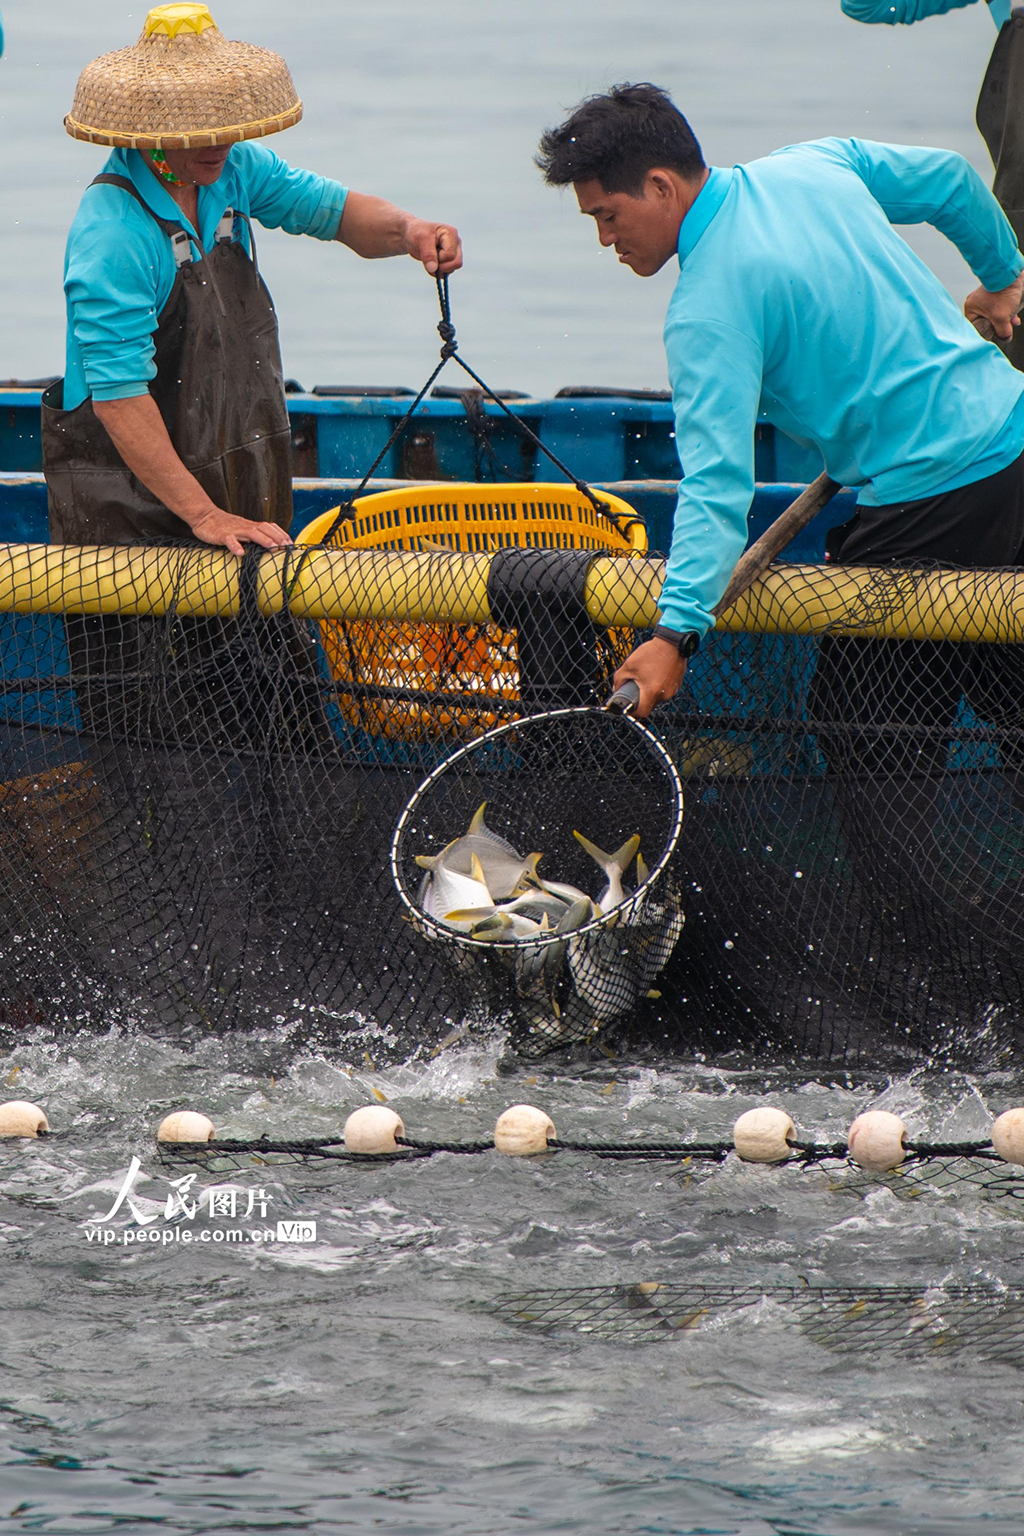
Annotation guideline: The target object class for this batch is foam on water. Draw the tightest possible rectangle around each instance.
[1,1020,1023,1533]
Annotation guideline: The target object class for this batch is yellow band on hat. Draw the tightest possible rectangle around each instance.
[144,4,217,39]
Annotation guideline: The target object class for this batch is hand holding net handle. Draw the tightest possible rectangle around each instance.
[604,679,641,715]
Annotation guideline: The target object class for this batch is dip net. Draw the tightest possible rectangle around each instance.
[0,530,1023,1066]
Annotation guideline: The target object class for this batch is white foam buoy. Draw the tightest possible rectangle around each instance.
[847,1110,906,1171]
[991,1108,1024,1165]
[157,1110,216,1143]
[494,1104,555,1156]
[732,1106,795,1163]
[344,1105,404,1154]
[0,1100,48,1138]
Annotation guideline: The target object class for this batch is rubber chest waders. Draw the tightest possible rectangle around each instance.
[41,173,293,544]
[40,177,326,754]
[979,6,1024,373]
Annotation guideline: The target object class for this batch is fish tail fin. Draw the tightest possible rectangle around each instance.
[573,830,641,876]
[572,829,609,871]
[613,834,642,872]
[468,802,487,835]
[636,852,649,886]
[445,906,497,923]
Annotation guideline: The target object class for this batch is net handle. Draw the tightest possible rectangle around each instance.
[713,471,842,616]
[605,679,640,715]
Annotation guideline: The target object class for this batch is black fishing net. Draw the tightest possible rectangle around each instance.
[391,708,685,1054]
[1,536,1023,1065]
[483,1282,1024,1362]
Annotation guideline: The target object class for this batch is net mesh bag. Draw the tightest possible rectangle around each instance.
[0,531,1023,1065]
[391,708,685,1054]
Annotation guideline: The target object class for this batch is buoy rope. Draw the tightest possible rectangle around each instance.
[312,276,621,551]
[152,1130,1018,1171]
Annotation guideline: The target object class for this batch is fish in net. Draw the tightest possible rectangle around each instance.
[391,707,686,1055]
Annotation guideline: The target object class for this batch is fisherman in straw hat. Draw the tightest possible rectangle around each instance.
[44,2,462,555]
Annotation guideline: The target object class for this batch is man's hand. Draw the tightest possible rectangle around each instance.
[402,217,463,277]
[965,273,1024,343]
[187,507,293,559]
[611,637,688,719]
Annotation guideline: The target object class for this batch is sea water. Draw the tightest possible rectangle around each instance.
[0,0,1006,397]
[2,1,1023,1529]
[2,1025,1024,1533]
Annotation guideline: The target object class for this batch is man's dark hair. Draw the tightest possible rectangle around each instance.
[536,83,705,195]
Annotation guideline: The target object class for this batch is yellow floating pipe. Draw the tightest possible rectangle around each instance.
[0,544,1023,643]
[716,563,1024,644]
[0,543,241,618]
[260,547,494,625]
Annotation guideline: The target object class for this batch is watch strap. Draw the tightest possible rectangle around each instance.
[653,626,700,658]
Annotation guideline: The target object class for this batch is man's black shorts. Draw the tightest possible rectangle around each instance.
[827,446,1024,566]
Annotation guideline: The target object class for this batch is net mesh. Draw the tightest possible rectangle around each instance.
[1,535,1023,1063]
[155,1135,1024,1206]
[483,1282,1024,1361]
[391,708,685,1054]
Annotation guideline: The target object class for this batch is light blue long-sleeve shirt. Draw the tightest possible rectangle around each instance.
[842,0,1010,26]
[62,142,348,411]
[660,138,1024,637]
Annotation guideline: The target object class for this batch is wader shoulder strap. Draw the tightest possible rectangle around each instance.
[88,174,195,268]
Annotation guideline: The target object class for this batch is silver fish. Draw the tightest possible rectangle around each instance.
[421,851,493,930]
[416,803,537,901]
[573,831,641,911]
[567,926,642,1023]
[513,866,595,911]
[514,896,591,994]
[446,888,572,930]
[466,910,545,942]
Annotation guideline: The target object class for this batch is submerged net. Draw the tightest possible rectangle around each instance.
[1,535,1023,1065]
[484,1282,1024,1362]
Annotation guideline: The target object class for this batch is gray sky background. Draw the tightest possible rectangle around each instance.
[0,0,1002,394]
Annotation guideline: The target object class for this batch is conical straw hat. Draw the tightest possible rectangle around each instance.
[65,3,303,150]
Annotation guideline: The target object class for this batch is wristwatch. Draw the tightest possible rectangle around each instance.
[653,626,701,658]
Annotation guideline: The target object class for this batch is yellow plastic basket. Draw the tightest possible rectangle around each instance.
[297,482,647,557]
[296,483,647,740]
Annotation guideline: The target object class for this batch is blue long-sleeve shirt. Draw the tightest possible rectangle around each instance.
[660,138,1024,637]
[62,142,348,410]
[842,0,1010,25]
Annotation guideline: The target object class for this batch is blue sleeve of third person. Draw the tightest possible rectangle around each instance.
[841,0,982,23]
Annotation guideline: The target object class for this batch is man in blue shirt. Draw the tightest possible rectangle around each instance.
[536,83,1024,722]
[844,1,1024,369]
[46,3,462,555]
